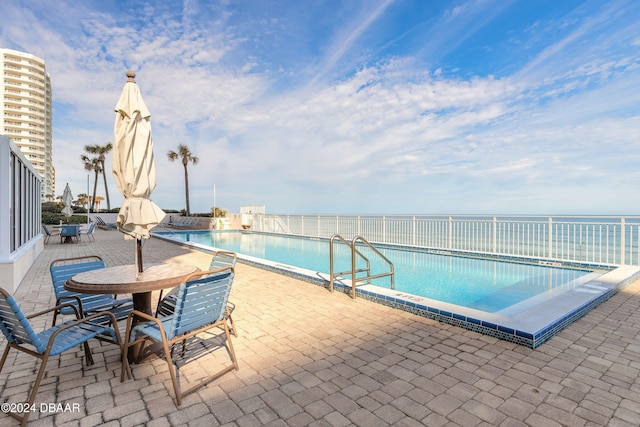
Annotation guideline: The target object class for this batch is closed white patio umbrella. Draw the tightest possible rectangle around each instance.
[61,183,73,218]
[112,70,165,272]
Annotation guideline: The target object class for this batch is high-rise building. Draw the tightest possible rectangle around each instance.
[0,48,53,200]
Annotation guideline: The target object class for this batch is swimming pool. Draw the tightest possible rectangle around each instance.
[155,230,640,347]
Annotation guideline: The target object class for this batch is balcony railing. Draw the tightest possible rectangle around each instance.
[251,214,640,267]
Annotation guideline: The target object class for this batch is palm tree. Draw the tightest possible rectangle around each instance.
[77,193,90,211]
[84,143,113,210]
[167,144,199,216]
[81,155,101,211]
[94,195,105,211]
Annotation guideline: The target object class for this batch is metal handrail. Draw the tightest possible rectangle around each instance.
[329,234,370,293]
[350,236,394,299]
[329,234,395,299]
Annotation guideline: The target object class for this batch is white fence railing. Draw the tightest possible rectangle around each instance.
[251,214,640,267]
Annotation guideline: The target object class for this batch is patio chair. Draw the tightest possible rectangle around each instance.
[156,250,238,336]
[79,222,97,242]
[95,216,117,230]
[42,224,60,244]
[0,287,123,426]
[121,267,239,405]
[49,255,134,326]
[166,216,183,228]
[59,224,80,243]
[168,216,200,229]
[167,216,188,228]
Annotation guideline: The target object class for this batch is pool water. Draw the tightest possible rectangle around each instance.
[158,230,598,313]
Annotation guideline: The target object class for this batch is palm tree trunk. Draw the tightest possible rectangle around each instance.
[100,159,111,210]
[183,164,190,216]
[92,171,99,211]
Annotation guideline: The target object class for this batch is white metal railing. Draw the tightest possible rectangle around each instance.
[252,214,640,267]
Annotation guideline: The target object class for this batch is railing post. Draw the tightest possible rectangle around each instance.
[351,238,357,299]
[357,216,361,237]
[492,217,497,254]
[329,235,335,293]
[383,216,386,243]
[301,215,304,236]
[621,217,626,265]
[336,215,339,237]
[448,216,453,249]
[548,217,553,259]
[412,216,416,247]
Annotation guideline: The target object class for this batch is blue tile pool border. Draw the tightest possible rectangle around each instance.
[154,231,640,348]
[353,284,614,348]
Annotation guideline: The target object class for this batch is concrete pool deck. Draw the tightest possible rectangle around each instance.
[2,227,640,425]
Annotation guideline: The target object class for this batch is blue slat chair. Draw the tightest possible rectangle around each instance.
[121,267,239,405]
[41,224,60,244]
[49,256,134,326]
[156,250,238,336]
[79,222,97,242]
[0,287,123,426]
[59,224,80,243]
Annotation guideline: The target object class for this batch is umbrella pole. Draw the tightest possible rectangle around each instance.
[136,238,143,273]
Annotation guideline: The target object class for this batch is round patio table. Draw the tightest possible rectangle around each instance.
[65,263,199,362]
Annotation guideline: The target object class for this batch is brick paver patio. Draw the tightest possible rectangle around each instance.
[1,227,640,426]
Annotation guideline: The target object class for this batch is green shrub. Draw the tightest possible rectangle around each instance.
[42,212,90,225]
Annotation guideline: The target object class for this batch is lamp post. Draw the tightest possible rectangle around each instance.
[87,174,90,226]
[213,183,216,229]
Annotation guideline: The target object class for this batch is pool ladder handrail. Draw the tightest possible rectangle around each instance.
[329,234,370,293]
[329,234,395,299]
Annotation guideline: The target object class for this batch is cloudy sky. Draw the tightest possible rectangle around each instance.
[1,0,639,215]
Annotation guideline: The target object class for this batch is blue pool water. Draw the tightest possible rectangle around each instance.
[156,230,598,313]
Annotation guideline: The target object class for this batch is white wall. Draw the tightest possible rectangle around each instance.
[0,136,44,293]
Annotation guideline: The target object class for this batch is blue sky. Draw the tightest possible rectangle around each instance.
[1,0,639,215]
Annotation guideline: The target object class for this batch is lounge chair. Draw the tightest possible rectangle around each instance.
[42,224,60,244]
[121,267,238,405]
[79,222,97,242]
[165,216,181,228]
[167,217,186,228]
[183,217,198,228]
[156,250,238,336]
[0,287,123,426]
[49,256,134,326]
[166,216,199,229]
[95,216,117,230]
